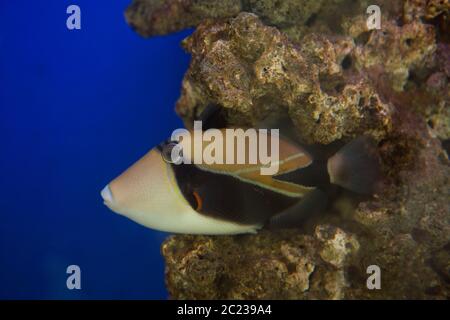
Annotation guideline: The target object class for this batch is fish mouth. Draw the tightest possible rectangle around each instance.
[101,184,115,206]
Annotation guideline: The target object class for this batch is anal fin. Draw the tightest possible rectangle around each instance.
[266,189,328,230]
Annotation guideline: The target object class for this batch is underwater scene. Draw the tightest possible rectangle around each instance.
[1,0,449,301]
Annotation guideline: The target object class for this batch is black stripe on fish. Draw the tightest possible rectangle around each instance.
[170,162,322,226]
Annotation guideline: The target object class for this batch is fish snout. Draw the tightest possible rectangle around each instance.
[101,185,115,205]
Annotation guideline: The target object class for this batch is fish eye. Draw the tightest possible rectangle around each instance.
[161,142,182,164]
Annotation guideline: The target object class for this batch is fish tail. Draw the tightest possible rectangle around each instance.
[327,136,381,195]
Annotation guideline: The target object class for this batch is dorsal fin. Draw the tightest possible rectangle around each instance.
[256,111,300,145]
[196,104,227,130]
[256,111,345,161]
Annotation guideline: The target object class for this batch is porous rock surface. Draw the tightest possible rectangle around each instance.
[127,0,450,299]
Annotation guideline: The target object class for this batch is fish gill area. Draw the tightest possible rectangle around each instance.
[125,0,449,299]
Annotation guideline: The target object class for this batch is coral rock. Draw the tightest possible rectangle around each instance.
[176,13,393,144]
[127,0,450,299]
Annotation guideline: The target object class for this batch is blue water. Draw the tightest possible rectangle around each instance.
[0,1,191,299]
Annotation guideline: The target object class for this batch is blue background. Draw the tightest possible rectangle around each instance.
[0,1,191,299]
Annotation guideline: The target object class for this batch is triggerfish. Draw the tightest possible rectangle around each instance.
[101,107,380,235]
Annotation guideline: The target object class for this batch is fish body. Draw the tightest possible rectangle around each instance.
[102,123,379,235]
